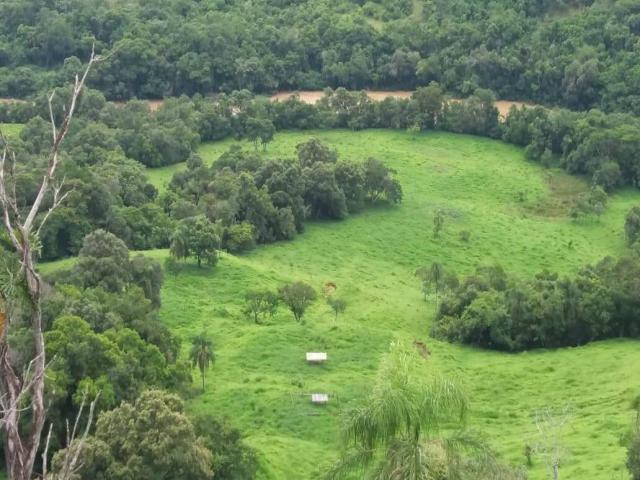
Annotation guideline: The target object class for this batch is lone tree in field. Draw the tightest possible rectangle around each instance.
[625,206,640,245]
[190,332,215,392]
[433,209,445,238]
[244,290,279,324]
[171,215,220,267]
[0,51,99,480]
[279,281,317,323]
[327,297,347,321]
[259,119,275,151]
[415,262,458,313]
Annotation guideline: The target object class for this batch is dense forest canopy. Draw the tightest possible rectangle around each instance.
[4,0,640,478]
[1,0,640,113]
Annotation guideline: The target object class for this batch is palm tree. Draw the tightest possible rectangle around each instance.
[190,332,215,392]
[327,342,516,480]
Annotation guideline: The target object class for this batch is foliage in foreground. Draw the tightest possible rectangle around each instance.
[327,342,523,480]
[627,395,640,479]
[52,390,213,480]
[51,390,259,480]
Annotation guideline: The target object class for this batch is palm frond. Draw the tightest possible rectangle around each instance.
[325,446,375,480]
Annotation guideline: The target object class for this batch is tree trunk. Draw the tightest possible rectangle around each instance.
[1,252,46,480]
[434,288,438,315]
[0,49,97,480]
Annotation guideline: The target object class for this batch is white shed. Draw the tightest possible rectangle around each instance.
[311,393,329,405]
[306,352,327,364]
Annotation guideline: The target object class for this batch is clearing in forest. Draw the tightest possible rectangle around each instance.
[148,130,640,479]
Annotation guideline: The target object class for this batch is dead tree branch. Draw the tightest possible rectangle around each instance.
[0,47,100,480]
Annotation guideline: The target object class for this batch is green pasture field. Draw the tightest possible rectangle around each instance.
[43,130,640,479]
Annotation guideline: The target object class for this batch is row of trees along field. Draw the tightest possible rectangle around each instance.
[2,83,640,261]
[2,0,640,114]
[425,251,640,351]
[415,203,640,352]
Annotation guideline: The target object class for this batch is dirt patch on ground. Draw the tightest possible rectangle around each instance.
[146,100,164,111]
[495,100,536,118]
[2,92,539,117]
[323,282,337,296]
[449,98,536,119]
[413,340,431,358]
[111,99,164,111]
[270,90,413,104]
[0,98,28,104]
[525,171,587,218]
[271,91,538,119]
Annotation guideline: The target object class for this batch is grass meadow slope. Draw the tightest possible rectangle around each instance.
[44,130,640,479]
[0,123,24,139]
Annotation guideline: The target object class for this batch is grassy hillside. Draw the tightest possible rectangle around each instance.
[0,123,23,139]
[41,130,640,479]
[154,131,640,479]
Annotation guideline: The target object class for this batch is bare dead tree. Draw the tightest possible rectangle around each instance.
[0,48,99,480]
[41,392,100,480]
[533,405,572,480]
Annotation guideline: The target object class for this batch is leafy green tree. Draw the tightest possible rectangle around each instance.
[244,290,279,324]
[245,117,274,150]
[362,157,402,204]
[328,342,513,479]
[327,297,347,321]
[223,222,256,253]
[171,216,220,267]
[412,82,444,129]
[625,206,640,246]
[52,390,213,480]
[334,161,366,212]
[415,262,457,313]
[571,186,608,221]
[593,161,622,192]
[190,332,215,391]
[73,230,131,292]
[296,138,338,167]
[279,281,317,323]
[303,162,348,219]
[130,254,164,307]
[433,209,445,238]
[259,119,275,151]
[194,415,259,480]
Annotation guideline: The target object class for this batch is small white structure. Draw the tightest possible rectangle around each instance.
[306,352,327,364]
[311,393,329,405]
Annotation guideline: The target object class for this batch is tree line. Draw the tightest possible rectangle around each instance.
[168,138,402,259]
[426,246,640,351]
[2,85,409,261]
[4,82,640,201]
[2,0,640,116]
